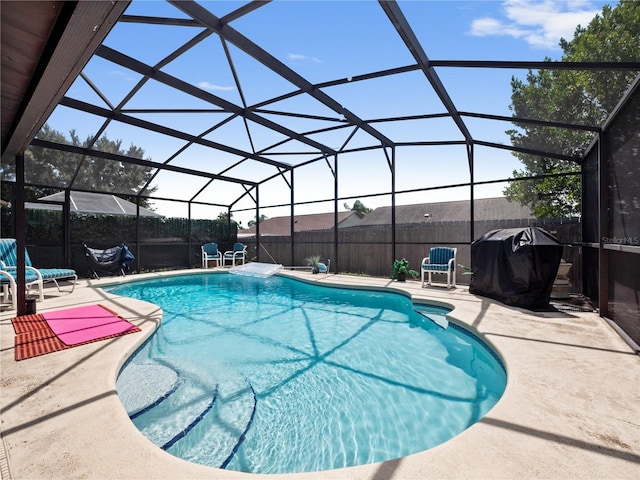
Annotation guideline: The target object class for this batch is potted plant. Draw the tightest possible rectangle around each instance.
[306,255,322,274]
[392,258,418,282]
[458,264,473,277]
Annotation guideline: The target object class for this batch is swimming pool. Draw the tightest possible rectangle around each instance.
[110,273,506,474]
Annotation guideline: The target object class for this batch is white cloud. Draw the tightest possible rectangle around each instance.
[197,81,235,91]
[469,0,601,49]
[287,53,322,63]
[110,69,136,82]
[471,17,526,39]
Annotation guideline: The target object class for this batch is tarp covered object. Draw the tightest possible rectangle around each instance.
[469,227,563,309]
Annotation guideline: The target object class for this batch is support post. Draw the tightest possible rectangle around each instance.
[255,187,261,263]
[468,142,475,245]
[290,173,295,266]
[597,133,608,317]
[63,189,71,265]
[391,146,397,263]
[333,154,339,271]
[187,201,192,268]
[15,153,27,316]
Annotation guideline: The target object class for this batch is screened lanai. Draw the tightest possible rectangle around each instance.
[1,1,639,347]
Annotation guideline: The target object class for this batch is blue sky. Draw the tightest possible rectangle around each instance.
[44,0,612,225]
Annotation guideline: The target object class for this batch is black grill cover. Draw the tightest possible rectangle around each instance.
[469,227,562,309]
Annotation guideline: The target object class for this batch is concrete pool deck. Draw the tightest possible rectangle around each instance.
[1,269,638,479]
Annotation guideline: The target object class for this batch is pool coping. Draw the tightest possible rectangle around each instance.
[1,269,639,479]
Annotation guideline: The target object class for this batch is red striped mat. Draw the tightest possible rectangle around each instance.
[11,306,141,361]
[11,313,50,334]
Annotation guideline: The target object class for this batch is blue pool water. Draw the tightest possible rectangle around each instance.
[109,273,506,474]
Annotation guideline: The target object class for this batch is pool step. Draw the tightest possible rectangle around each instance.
[131,376,218,450]
[116,363,179,418]
[413,304,450,329]
[164,375,257,468]
[415,309,449,329]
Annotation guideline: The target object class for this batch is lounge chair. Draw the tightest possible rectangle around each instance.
[223,243,247,267]
[83,242,135,279]
[201,242,222,268]
[421,247,457,288]
[0,268,42,309]
[0,238,78,307]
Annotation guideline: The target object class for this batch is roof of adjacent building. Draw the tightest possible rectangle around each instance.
[241,210,361,236]
[240,197,534,236]
[25,191,161,217]
[356,197,535,226]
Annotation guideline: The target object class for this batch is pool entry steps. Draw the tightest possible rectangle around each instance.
[414,304,450,329]
[116,347,257,467]
[160,386,219,450]
[117,364,179,419]
[229,262,283,278]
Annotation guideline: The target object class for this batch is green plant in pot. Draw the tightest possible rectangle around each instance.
[306,255,321,274]
[458,264,473,277]
[391,258,418,282]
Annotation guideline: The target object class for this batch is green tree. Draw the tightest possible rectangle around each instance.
[343,199,372,216]
[5,124,157,208]
[248,214,268,228]
[504,1,640,218]
[216,211,240,227]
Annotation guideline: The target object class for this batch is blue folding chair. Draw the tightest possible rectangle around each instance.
[201,242,222,268]
[421,247,457,288]
[223,243,247,267]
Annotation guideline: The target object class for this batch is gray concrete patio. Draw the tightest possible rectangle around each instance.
[1,269,638,479]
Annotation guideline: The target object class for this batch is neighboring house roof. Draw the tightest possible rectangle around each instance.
[25,191,162,217]
[240,198,534,236]
[357,197,535,226]
[241,210,362,236]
